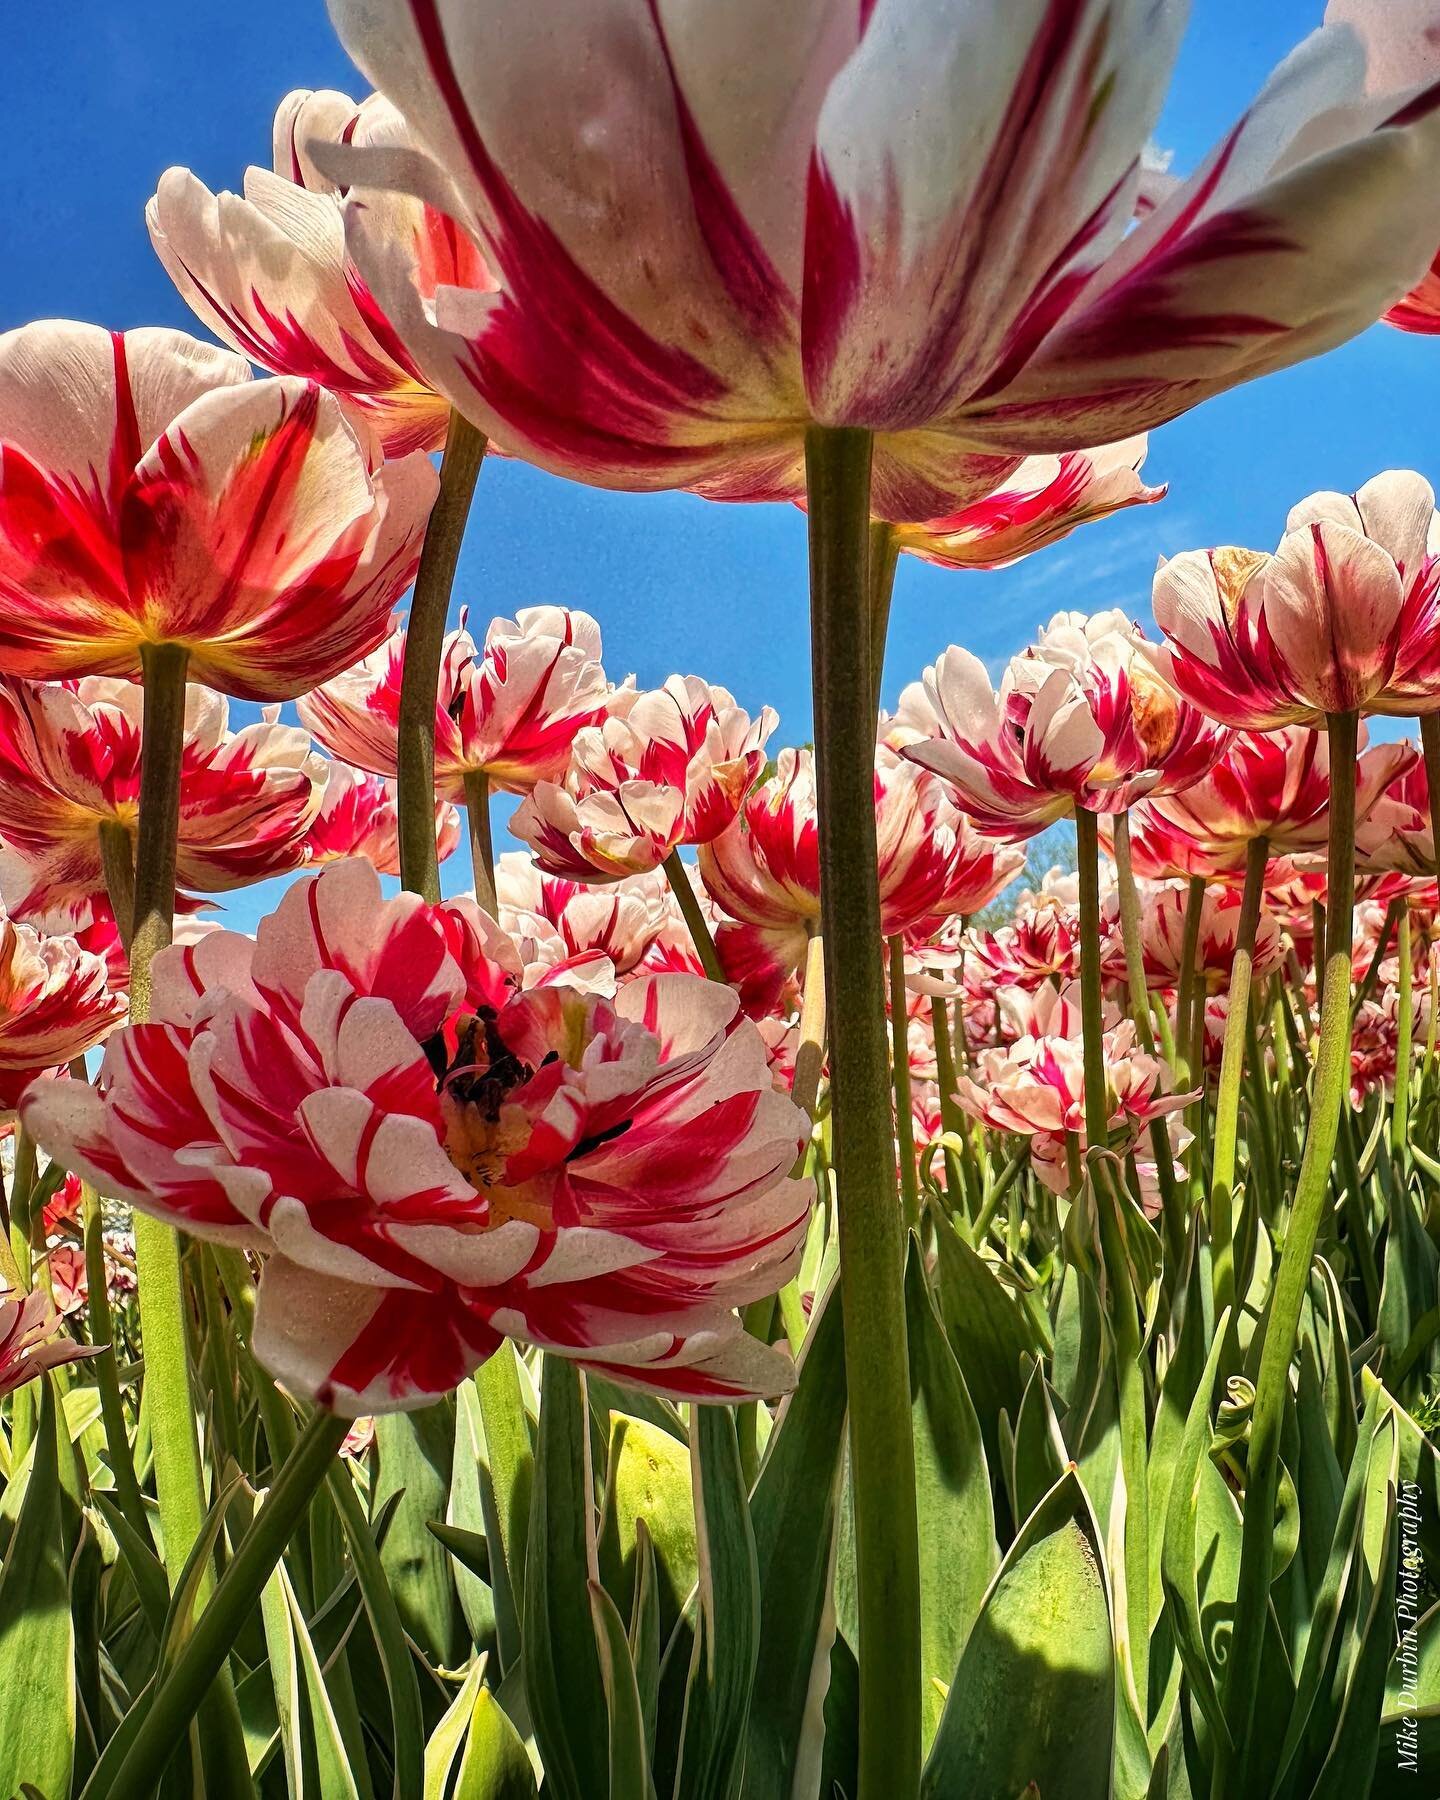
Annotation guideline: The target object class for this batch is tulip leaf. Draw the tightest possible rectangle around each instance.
[921,1469,1115,1800]
[373,1402,465,1667]
[628,1519,661,1760]
[0,1377,75,1800]
[1311,1492,1401,1800]
[260,1553,361,1800]
[424,1658,486,1800]
[672,1405,759,1800]
[453,1688,539,1800]
[930,1210,1036,1474]
[523,1358,608,1800]
[1005,1356,1068,1530]
[450,1383,502,1662]
[903,1235,998,1748]
[591,1579,655,1800]
[597,1411,697,1654]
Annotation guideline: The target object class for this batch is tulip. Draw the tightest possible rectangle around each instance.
[1152,470,1440,730]
[494,851,668,977]
[320,2,1440,511]
[888,436,1164,572]
[0,1284,96,1397]
[148,90,471,457]
[0,911,126,1108]
[0,320,438,700]
[1122,724,1417,881]
[302,760,461,877]
[901,610,1227,840]
[23,859,810,1412]
[0,676,324,922]
[1103,881,1284,992]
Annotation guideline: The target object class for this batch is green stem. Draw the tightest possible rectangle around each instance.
[397,410,487,903]
[1111,813,1156,1053]
[663,849,725,983]
[867,521,900,718]
[96,820,135,945]
[889,936,920,1229]
[1173,876,1207,1088]
[1226,709,1358,1770]
[1074,809,1111,1151]
[806,425,920,1800]
[929,994,968,1206]
[82,1177,149,1542]
[1209,835,1269,1320]
[99,1411,349,1800]
[463,767,496,913]
[790,931,827,1125]
[127,643,210,1592]
[1394,903,1414,1165]
[1420,713,1440,883]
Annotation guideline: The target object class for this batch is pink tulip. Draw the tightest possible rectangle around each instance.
[300,606,612,798]
[890,437,1164,572]
[320,2,1440,513]
[960,893,1083,995]
[0,321,437,699]
[1152,471,1440,726]
[1356,751,1437,877]
[954,981,1190,1194]
[513,676,775,880]
[1101,881,1284,990]
[148,89,479,456]
[22,859,809,1412]
[1122,724,1416,881]
[901,610,1227,838]
[0,676,324,919]
[0,1284,96,1396]
[0,913,125,1109]
[302,761,462,877]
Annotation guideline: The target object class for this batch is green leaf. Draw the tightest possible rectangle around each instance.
[591,1580,655,1800]
[1005,1357,1068,1531]
[930,1210,1037,1476]
[428,1520,491,1586]
[628,1520,661,1762]
[597,1412,697,1654]
[453,1689,539,1800]
[1378,1183,1440,1392]
[450,1385,501,1661]
[0,1378,75,1800]
[424,1658,486,1800]
[92,1490,169,1637]
[673,1407,759,1800]
[921,1469,1115,1800]
[742,1280,848,1800]
[1311,1490,1401,1799]
[260,1555,361,1800]
[903,1236,997,1748]
[522,1359,608,1800]
[373,1403,464,1667]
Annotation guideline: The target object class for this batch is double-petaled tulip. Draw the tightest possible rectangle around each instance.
[514,677,774,881]
[1101,882,1284,992]
[302,761,461,877]
[0,1284,96,1396]
[961,892,1082,995]
[0,321,437,699]
[1122,724,1416,881]
[23,859,809,1412]
[954,982,1190,1194]
[322,1,1440,517]
[0,676,324,919]
[0,912,125,1108]
[888,437,1164,572]
[495,852,668,978]
[900,610,1227,840]
[148,90,477,457]
[1152,471,1440,727]
[698,746,1017,1006]
[299,606,611,799]
[1355,752,1437,878]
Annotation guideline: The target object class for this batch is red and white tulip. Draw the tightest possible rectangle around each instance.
[302,760,462,877]
[0,912,125,1109]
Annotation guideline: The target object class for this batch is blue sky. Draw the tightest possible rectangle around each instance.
[8,1,1438,919]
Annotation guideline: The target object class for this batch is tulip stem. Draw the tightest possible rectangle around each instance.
[1393,903,1414,1165]
[1173,875,1206,1088]
[1073,808,1111,1151]
[1226,708,1358,1770]
[791,930,827,1124]
[97,820,135,945]
[463,768,497,913]
[124,643,213,1597]
[806,425,920,1800]
[1113,812,1180,1253]
[82,1177,149,1543]
[1420,714,1440,879]
[1209,834,1269,1321]
[867,522,900,716]
[662,850,725,982]
[888,936,920,1229]
[397,409,487,903]
[97,1409,350,1800]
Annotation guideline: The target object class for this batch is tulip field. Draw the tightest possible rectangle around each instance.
[9,1,1440,1796]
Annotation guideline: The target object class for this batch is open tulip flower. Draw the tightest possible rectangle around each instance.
[514,676,774,880]
[900,610,1227,839]
[148,88,477,457]
[1355,752,1438,878]
[888,436,1164,572]
[1102,881,1284,992]
[961,892,1083,995]
[953,981,1191,1195]
[23,859,810,1412]
[300,606,611,799]
[0,676,324,920]
[0,911,125,1108]
[321,1,1440,516]
[302,760,461,877]
[0,1283,97,1397]
[1152,470,1440,727]
[0,320,438,698]
[1121,724,1416,881]
[495,851,669,978]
